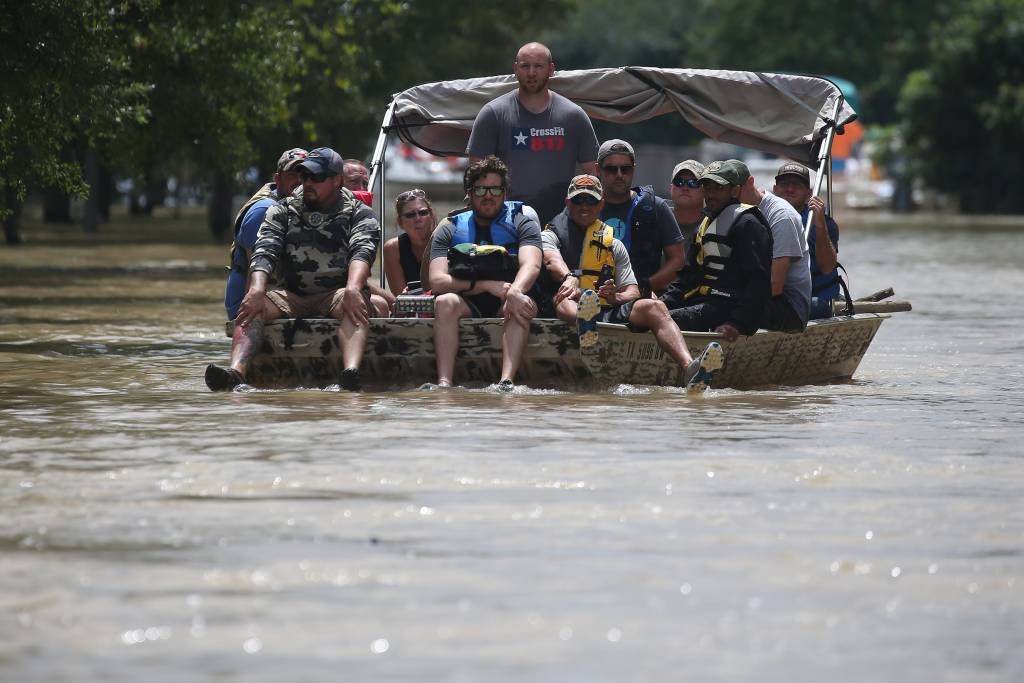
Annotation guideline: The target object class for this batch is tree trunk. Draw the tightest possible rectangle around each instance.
[97,164,113,222]
[83,149,99,233]
[44,187,72,223]
[3,184,23,245]
[208,171,234,242]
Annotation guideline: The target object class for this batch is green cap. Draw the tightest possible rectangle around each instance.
[699,159,750,186]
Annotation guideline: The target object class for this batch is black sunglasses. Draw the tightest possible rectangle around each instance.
[570,194,600,206]
[401,208,432,220]
[672,177,701,188]
[301,171,336,183]
[602,164,634,175]
[471,185,505,197]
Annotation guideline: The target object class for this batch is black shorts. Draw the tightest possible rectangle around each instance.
[667,300,731,331]
[763,297,806,333]
[597,300,636,326]
[463,292,503,318]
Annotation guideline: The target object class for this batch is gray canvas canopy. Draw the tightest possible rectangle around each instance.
[384,66,857,166]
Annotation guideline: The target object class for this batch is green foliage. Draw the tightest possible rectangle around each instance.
[899,0,1024,212]
[0,1,150,218]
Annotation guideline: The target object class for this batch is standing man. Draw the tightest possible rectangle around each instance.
[738,160,812,332]
[596,139,685,297]
[225,147,306,320]
[772,162,840,319]
[467,42,598,225]
[670,159,705,245]
[205,147,381,392]
[541,174,722,392]
[427,156,542,391]
[661,160,774,342]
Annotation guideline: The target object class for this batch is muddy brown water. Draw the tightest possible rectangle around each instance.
[1,213,1021,681]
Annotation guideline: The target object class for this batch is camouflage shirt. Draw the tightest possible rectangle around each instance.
[249,188,380,295]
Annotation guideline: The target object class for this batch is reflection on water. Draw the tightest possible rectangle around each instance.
[1,216,1022,682]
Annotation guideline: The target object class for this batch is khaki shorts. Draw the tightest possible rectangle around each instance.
[266,287,371,318]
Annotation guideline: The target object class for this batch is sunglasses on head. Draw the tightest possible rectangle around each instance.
[602,164,634,175]
[301,171,335,183]
[397,188,427,202]
[401,208,432,220]
[471,185,504,197]
[570,194,600,206]
[672,177,701,188]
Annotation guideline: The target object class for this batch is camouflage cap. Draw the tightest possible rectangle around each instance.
[298,147,344,176]
[700,159,750,186]
[775,161,811,184]
[671,159,705,180]
[566,174,603,200]
[276,148,308,172]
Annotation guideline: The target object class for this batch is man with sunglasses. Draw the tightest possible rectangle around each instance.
[205,147,381,392]
[540,174,722,391]
[596,140,685,298]
[224,147,307,321]
[670,159,706,245]
[426,156,543,390]
[467,42,598,225]
[660,160,774,342]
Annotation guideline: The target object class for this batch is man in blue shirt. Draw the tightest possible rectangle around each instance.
[224,147,307,319]
[773,162,841,319]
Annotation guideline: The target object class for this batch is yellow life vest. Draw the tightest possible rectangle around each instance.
[579,221,616,305]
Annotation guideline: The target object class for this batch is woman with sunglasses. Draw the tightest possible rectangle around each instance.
[670,159,706,245]
[383,188,436,296]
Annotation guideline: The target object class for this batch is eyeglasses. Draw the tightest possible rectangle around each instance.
[471,185,505,197]
[672,177,701,188]
[570,194,600,206]
[401,208,432,220]
[301,171,336,183]
[396,188,427,202]
[602,164,634,176]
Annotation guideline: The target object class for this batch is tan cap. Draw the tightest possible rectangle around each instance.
[566,174,603,200]
[672,159,705,180]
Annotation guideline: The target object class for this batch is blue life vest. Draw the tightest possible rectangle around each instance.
[451,201,524,254]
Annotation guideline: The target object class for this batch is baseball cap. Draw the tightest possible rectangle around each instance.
[566,174,603,201]
[276,148,308,172]
[597,139,635,164]
[775,161,810,183]
[699,159,751,187]
[671,159,705,180]
[297,147,344,176]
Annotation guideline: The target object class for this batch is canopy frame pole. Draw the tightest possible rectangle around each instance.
[369,99,396,289]
[805,96,843,241]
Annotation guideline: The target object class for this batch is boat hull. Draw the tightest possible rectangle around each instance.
[226,314,887,391]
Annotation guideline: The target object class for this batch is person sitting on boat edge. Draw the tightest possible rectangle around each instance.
[426,155,542,391]
[224,147,307,320]
[660,159,774,343]
[205,147,382,392]
[772,162,841,319]
[596,139,685,297]
[738,161,812,332]
[467,41,599,225]
[670,159,706,246]
[541,174,723,390]
[342,158,375,207]
[383,188,436,296]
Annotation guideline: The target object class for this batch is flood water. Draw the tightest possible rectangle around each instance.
[1,212,1021,682]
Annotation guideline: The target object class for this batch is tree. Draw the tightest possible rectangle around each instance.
[899,0,1024,213]
[0,0,149,243]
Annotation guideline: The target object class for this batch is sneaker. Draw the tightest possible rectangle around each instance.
[205,364,244,392]
[684,341,724,394]
[339,367,362,391]
[576,289,601,350]
[497,379,515,393]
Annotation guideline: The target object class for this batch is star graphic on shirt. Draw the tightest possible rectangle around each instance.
[513,131,528,147]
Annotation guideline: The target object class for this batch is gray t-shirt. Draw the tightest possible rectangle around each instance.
[542,228,637,288]
[467,90,599,225]
[758,191,811,324]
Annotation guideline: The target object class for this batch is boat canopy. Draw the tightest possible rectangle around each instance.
[387,67,858,166]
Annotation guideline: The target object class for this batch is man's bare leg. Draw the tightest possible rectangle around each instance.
[628,299,693,368]
[500,315,532,383]
[433,293,470,386]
